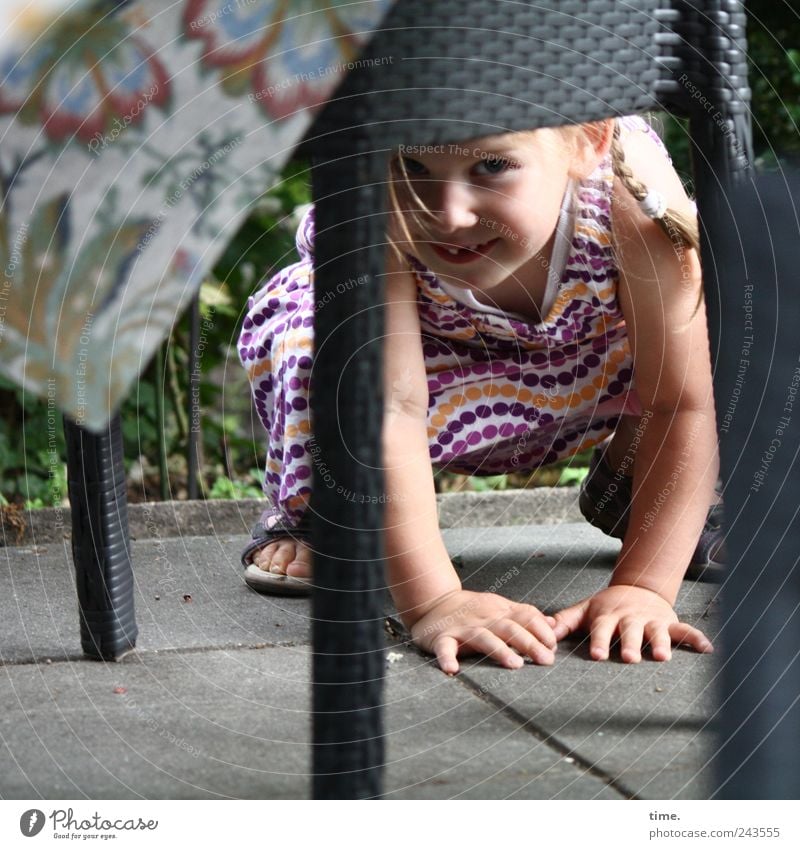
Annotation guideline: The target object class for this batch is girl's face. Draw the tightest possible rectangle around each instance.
[392,129,580,296]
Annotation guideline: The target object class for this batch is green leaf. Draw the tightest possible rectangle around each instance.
[208,475,263,500]
[469,475,509,492]
[557,466,589,486]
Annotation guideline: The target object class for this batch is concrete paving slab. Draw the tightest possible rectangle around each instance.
[1,525,719,662]
[444,525,720,800]
[381,653,621,800]
[458,649,717,800]
[0,536,314,664]
[0,646,621,800]
[437,488,583,528]
[1,521,719,800]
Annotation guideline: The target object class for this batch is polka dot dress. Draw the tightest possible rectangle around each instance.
[239,121,653,526]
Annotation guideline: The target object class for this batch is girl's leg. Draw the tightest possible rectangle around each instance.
[239,262,316,585]
[603,413,640,475]
[580,414,725,578]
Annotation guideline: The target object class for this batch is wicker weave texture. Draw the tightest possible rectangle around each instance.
[313,0,665,149]
[65,416,138,660]
[308,0,753,158]
[709,171,800,798]
[302,0,754,801]
[310,152,389,798]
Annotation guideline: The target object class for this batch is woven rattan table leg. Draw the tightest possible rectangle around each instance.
[705,173,800,800]
[64,414,138,661]
[310,151,388,799]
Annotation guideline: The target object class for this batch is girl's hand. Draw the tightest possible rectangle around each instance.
[408,590,557,675]
[551,585,713,663]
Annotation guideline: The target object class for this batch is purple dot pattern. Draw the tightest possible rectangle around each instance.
[238,119,663,525]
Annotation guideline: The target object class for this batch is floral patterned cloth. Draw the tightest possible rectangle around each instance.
[0,0,392,429]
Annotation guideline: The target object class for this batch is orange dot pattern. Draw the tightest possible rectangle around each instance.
[237,119,669,525]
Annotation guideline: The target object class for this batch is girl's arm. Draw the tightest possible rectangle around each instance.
[381,254,556,673]
[553,126,716,661]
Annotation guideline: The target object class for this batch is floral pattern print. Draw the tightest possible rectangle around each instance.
[0,0,392,429]
[0,4,170,144]
[184,0,390,118]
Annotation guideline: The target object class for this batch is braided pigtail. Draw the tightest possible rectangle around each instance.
[610,121,700,255]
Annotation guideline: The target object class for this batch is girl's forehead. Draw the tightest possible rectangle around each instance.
[454,131,523,150]
[398,132,536,160]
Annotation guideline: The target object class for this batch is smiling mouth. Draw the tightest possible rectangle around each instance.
[429,238,499,264]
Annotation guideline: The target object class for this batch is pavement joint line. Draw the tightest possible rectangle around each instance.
[1,489,584,545]
[0,639,314,668]
[384,613,636,799]
[453,671,639,800]
[0,652,86,667]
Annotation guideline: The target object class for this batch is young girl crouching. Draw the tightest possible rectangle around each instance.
[238,115,721,673]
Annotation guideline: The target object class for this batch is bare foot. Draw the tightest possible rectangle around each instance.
[251,538,313,579]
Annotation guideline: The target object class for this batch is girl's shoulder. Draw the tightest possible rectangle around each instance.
[293,204,316,259]
[611,116,702,321]
[616,114,672,160]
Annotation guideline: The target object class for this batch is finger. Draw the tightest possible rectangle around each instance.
[431,635,461,675]
[618,618,645,664]
[551,602,588,641]
[589,616,618,661]
[509,605,557,650]
[668,622,714,654]
[644,622,672,662]
[461,628,525,669]
[493,620,555,666]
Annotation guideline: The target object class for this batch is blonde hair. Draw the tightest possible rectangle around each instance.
[609,120,700,254]
[387,155,431,260]
[388,118,701,263]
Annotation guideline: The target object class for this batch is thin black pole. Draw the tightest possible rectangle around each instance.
[155,344,169,501]
[188,293,201,500]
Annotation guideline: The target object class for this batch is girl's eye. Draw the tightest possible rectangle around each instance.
[396,157,427,176]
[475,157,515,175]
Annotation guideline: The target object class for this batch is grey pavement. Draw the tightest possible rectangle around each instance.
[0,493,720,800]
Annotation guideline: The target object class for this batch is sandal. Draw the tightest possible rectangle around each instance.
[241,512,313,596]
[578,448,726,583]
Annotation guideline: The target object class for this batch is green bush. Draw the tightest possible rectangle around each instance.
[0,375,68,508]
[5,7,799,506]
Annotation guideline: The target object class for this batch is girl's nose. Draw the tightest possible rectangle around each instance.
[430,180,478,233]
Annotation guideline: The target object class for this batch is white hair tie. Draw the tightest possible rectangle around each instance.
[639,190,668,219]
